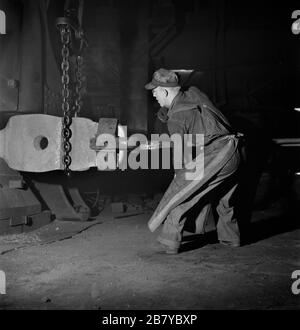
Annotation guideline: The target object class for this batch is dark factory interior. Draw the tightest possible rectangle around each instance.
[0,0,299,311]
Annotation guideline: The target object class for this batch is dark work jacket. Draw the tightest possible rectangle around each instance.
[148,88,241,232]
[167,87,233,147]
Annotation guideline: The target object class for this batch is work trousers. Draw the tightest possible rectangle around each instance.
[157,147,241,249]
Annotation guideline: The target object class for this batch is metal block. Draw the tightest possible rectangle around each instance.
[0,158,23,188]
[0,211,52,236]
[0,219,23,236]
[8,180,23,189]
[0,114,98,172]
[9,215,27,227]
[111,202,144,219]
[0,187,41,220]
[96,118,118,136]
[111,202,125,213]
[22,211,52,233]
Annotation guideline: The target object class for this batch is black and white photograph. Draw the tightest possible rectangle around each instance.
[0,0,299,316]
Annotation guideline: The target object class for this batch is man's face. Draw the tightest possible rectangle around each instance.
[152,87,168,108]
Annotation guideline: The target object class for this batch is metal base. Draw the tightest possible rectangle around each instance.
[33,182,90,222]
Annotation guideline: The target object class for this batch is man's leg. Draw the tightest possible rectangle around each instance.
[216,182,240,246]
[157,148,241,253]
[157,181,222,252]
[157,205,186,251]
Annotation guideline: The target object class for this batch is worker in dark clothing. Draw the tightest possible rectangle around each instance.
[145,68,243,254]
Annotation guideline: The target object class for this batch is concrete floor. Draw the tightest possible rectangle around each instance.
[0,203,299,310]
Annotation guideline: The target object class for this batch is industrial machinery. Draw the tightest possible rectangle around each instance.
[0,157,52,235]
[0,1,98,234]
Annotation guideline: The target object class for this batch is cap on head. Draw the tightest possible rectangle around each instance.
[145,68,179,90]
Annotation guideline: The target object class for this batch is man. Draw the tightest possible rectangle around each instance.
[145,68,243,254]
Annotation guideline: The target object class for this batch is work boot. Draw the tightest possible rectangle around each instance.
[219,240,240,247]
[159,243,179,254]
[157,236,180,254]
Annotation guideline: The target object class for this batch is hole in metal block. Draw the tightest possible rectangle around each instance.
[34,136,49,150]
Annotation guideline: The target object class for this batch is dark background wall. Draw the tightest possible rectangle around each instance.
[0,0,299,137]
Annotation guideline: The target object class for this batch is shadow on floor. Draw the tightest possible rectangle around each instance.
[179,231,219,253]
[174,204,299,254]
[246,213,300,245]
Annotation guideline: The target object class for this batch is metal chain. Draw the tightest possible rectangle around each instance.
[59,24,72,177]
[74,55,84,117]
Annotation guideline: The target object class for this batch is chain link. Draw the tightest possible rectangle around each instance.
[74,55,84,117]
[59,24,72,177]
[57,16,87,175]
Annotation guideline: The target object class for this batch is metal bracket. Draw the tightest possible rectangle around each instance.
[33,182,90,222]
[89,118,118,152]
